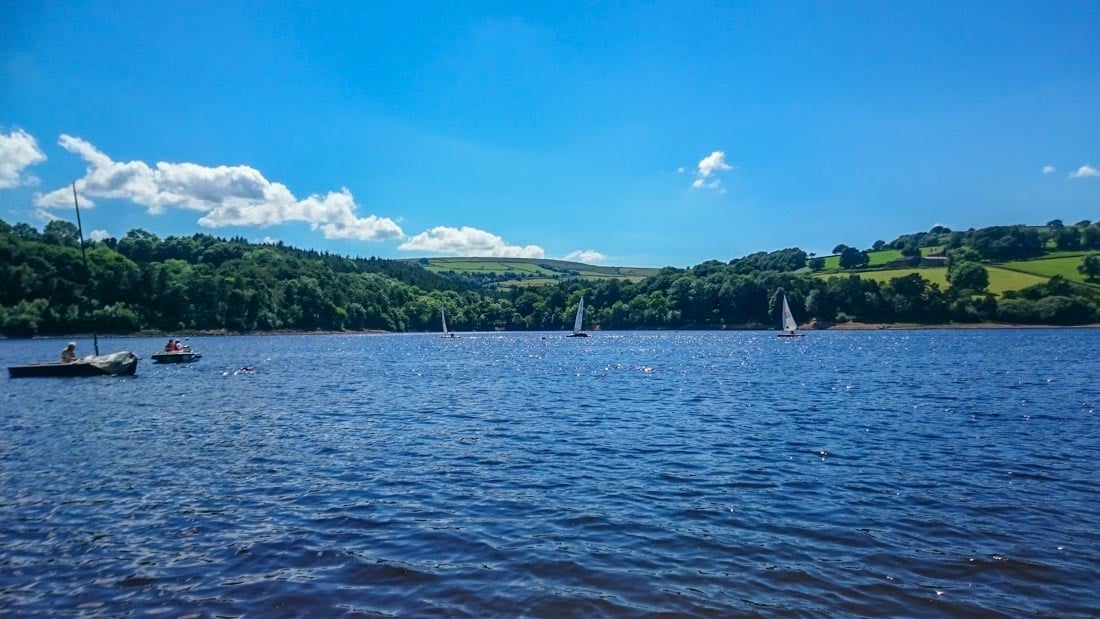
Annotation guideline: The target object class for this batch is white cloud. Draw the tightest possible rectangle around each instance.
[0,129,47,189]
[260,236,279,245]
[690,150,733,192]
[34,134,403,242]
[697,151,732,177]
[399,226,545,258]
[1069,164,1099,178]
[563,249,607,264]
[1042,165,1055,174]
[676,166,685,173]
[33,208,60,223]
[88,229,111,242]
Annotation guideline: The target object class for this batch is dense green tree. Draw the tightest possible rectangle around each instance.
[996,298,1037,323]
[1083,225,1100,250]
[1053,227,1081,250]
[899,243,921,258]
[1078,254,1100,281]
[838,247,869,269]
[43,221,81,247]
[947,262,989,293]
[1034,296,1096,325]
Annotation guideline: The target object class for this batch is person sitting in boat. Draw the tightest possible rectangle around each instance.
[165,338,176,352]
[61,342,78,363]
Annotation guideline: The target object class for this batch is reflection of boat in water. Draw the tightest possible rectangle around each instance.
[566,296,589,337]
[6,184,138,378]
[151,351,202,364]
[8,351,139,378]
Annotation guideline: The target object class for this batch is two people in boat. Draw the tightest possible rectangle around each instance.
[163,338,191,353]
[61,341,78,363]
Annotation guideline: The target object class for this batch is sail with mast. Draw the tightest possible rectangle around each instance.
[7,184,139,377]
[441,307,457,338]
[566,296,589,337]
[777,294,805,338]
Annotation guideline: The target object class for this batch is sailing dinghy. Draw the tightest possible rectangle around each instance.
[567,296,589,337]
[777,294,805,338]
[441,307,457,338]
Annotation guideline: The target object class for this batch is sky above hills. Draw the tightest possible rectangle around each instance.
[1,1,1098,267]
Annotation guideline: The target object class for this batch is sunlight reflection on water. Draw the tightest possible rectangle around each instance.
[2,330,1099,616]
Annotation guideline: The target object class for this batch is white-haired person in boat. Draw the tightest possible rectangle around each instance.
[61,342,77,363]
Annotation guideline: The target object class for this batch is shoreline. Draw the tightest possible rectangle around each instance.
[4,322,1100,341]
[814,321,1100,330]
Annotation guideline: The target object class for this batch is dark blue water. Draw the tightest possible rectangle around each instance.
[2,330,1098,617]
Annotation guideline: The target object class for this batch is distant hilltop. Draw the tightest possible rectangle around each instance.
[404,256,660,290]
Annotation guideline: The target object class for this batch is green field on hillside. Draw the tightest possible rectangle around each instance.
[817,247,942,270]
[817,265,1049,295]
[819,267,949,288]
[411,257,660,288]
[1000,254,1099,285]
[984,267,1054,294]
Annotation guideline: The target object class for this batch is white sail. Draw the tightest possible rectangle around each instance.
[441,307,450,337]
[781,294,798,333]
[573,297,585,333]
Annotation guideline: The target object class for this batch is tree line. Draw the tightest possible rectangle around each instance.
[1,217,1098,337]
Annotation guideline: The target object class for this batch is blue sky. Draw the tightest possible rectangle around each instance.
[1,1,1097,267]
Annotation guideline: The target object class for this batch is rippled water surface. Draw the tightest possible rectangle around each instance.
[2,330,1099,617]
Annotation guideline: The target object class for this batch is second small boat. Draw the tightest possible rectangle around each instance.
[152,338,202,363]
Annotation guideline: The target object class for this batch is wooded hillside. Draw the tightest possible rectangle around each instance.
[1,217,1097,336]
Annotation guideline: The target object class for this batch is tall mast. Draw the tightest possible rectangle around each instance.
[72,183,99,356]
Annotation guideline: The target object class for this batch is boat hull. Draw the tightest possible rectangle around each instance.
[151,352,202,363]
[777,333,805,338]
[567,332,589,337]
[8,353,138,378]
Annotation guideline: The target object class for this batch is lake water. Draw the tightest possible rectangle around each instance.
[2,330,1098,617]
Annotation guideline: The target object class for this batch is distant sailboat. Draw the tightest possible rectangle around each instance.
[777,294,805,338]
[567,296,589,337]
[441,307,457,338]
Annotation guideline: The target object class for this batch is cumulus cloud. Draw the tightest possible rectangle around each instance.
[34,134,403,242]
[690,150,733,192]
[1069,164,1099,178]
[399,226,545,258]
[1042,165,1055,174]
[88,229,111,242]
[0,129,47,189]
[563,249,607,264]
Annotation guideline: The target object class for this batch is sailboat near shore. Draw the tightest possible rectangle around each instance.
[567,296,589,337]
[777,293,805,338]
[441,307,457,338]
[7,184,139,378]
